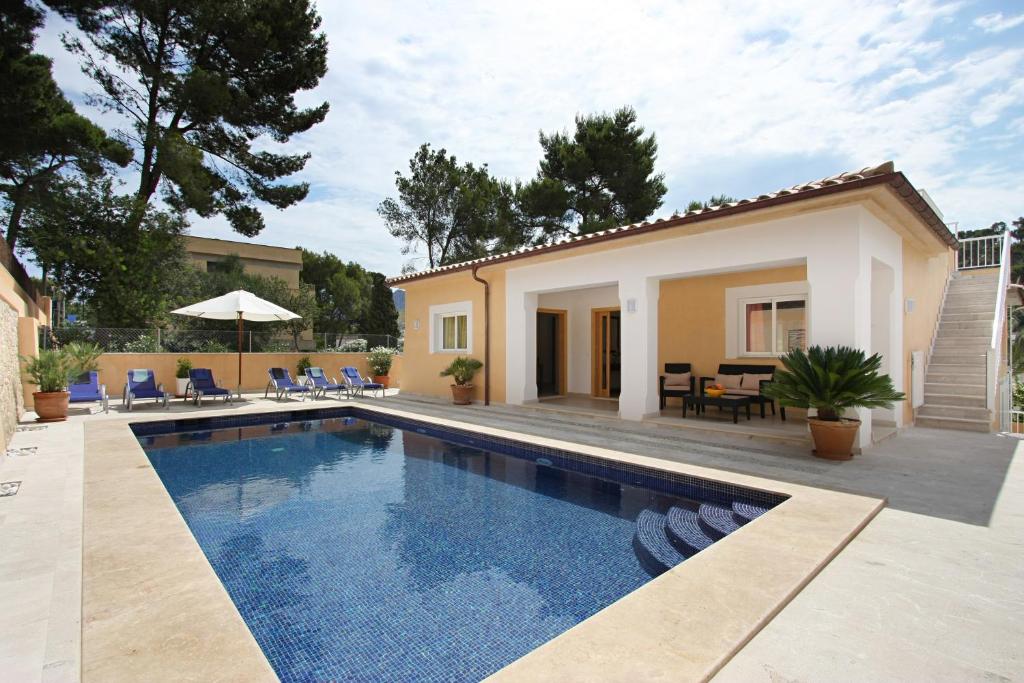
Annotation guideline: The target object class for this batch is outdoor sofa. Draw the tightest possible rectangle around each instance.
[699,363,784,419]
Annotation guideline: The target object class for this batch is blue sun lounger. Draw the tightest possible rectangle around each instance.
[69,371,109,413]
[265,367,312,401]
[123,369,169,411]
[341,366,385,398]
[304,367,346,399]
[187,368,233,406]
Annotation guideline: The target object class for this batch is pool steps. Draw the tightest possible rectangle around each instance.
[632,501,767,576]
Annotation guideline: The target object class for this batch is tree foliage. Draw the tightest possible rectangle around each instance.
[0,0,130,249]
[363,272,400,338]
[20,175,188,326]
[300,249,373,333]
[378,143,524,269]
[48,0,330,236]
[685,194,736,212]
[518,106,666,239]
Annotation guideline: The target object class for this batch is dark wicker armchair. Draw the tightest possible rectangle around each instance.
[658,362,695,409]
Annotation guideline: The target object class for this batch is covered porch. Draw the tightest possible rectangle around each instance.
[507,204,912,451]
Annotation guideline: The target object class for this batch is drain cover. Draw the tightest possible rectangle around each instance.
[0,481,21,497]
[16,425,47,432]
[5,447,37,457]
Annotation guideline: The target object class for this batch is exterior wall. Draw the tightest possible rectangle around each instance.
[537,285,619,394]
[400,270,506,403]
[657,265,809,419]
[0,245,51,446]
[183,236,303,289]
[901,239,955,423]
[96,352,402,397]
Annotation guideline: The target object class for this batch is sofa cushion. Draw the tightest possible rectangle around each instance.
[741,373,773,391]
[715,373,742,390]
[664,372,691,388]
[728,388,760,396]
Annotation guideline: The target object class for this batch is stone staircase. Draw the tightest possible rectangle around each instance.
[916,272,1000,433]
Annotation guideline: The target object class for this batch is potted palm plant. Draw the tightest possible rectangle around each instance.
[440,356,483,405]
[175,357,193,397]
[763,345,904,460]
[22,342,103,422]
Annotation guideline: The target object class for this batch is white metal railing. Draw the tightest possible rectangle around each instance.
[958,234,1003,270]
[986,231,1013,412]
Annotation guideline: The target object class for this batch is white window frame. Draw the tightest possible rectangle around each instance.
[725,281,809,358]
[429,301,473,354]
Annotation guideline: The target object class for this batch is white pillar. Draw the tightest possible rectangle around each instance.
[506,290,538,405]
[618,276,660,420]
[807,243,873,450]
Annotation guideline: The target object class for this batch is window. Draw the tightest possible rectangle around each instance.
[440,313,468,351]
[741,296,807,356]
[429,301,473,353]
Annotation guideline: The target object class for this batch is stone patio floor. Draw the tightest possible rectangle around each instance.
[1,391,1022,681]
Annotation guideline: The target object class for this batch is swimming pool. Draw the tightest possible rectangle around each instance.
[136,408,784,682]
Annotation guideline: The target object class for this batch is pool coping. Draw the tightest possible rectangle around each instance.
[82,400,884,682]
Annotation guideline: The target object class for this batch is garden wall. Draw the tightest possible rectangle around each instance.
[95,352,403,397]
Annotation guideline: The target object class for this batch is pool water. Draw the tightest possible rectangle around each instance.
[141,414,771,682]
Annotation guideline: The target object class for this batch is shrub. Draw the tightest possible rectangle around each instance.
[367,346,397,375]
[296,355,313,377]
[120,334,161,353]
[762,345,905,421]
[440,357,483,386]
[338,338,368,353]
[62,342,102,374]
[175,357,193,379]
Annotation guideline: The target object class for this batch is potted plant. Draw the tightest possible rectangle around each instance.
[175,357,193,397]
[440,356,483,405]
[763,345,904,460]
[296,355,313,379]
[367,346,397,388]
[21,342,102,422]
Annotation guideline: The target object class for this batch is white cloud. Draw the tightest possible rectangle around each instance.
[39,0,1024,274]
[973,12,1024,33]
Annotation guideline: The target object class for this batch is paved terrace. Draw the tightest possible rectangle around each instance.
[1,392,1021,681]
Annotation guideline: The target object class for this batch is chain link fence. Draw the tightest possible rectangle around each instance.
[40,326,403,353]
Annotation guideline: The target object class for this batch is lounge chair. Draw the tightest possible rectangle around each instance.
[123,369,169,411]
[187,368,233,406]
[265,367,312,401]
[304,367,346,399]
[658,363,695,409]
[69,371,109,413]
[341,366,385,398]
[699,364,784,420]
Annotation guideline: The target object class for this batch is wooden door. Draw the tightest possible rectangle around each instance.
[591,307,619,397]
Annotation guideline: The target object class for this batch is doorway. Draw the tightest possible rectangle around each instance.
[536,309,566,397]
[591,307,621,398]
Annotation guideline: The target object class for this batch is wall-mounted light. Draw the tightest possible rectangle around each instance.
[905,298,915,314]
[626,298,637,313]
[413,319,421,330]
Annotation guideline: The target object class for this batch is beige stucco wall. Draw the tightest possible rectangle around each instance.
[183,236,303,290]
[400,269,506,402]
[902,240,955,423]
[96,352,402,397]
[657,265,809,419]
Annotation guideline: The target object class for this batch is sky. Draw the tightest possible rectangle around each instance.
[36,0,1024,277]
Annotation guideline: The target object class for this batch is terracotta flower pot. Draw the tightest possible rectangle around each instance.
[808,417,861,460]
[450,384,474,405]
[33,391,70,422]
[372,375,390,389]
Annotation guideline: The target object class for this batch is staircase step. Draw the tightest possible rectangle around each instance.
[915,415,992,433]
[665,506,715,556]
[928,354,987,366]
[632,509,685,576]
[941,312,994,322]
[731,501,768,525]
[924,382,986,397]
[942,304,996,314]
[698,504,741,540]
[917,404,991,420]
[922,392,987,408]
[927,363,986,374]
[926,372,988,385]
[938,325,993,335]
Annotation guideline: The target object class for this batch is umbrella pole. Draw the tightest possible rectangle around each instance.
[237,314,243,398]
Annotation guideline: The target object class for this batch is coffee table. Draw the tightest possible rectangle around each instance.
[682,393,752,424]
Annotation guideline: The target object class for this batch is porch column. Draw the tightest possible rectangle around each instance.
[618,276,660,421]
[807,249,873,449]
[505,290,538,405]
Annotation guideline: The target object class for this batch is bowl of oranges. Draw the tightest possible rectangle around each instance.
[704,383,727,398]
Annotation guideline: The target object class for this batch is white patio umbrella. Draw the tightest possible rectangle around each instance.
[171,290,301,393]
